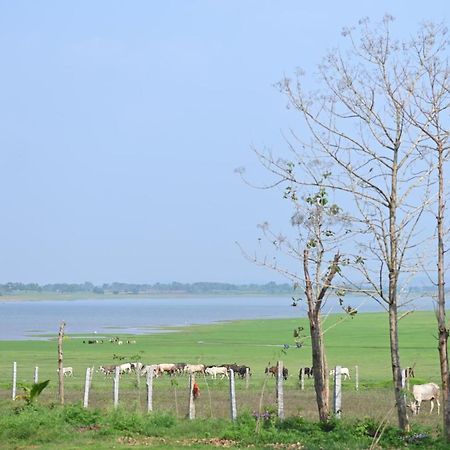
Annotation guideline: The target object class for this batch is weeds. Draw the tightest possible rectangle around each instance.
[0,401,447,449]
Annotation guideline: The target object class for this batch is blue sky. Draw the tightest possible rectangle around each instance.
[0,1,448,284]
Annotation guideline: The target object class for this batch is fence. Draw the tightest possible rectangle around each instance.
[5,361,371,421]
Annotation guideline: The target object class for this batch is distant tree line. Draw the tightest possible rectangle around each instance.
[0,281,292,296]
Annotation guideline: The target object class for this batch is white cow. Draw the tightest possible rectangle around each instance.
[205,366,229,379]
[330,367,351,380]
[184,364,205,374]
[409,383,440,415]
[117,363,132,374]
[57,367,73,377]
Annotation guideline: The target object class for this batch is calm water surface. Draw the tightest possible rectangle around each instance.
[0,295,435,340]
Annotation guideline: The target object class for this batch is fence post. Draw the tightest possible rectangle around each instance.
[300,368,305,390]
[245,367,250,389]
[355,365,359,391]
[277,361,285,420]
[83,367,91,408]
[57,321,66,405]
[12,362,17,400]
[333,365,342,419]
[113,366,120,409]
[188,373,195,420]
[34,366,39,384]
[136,366,141,404]
[229,369,237,421]
[146,367,154,413]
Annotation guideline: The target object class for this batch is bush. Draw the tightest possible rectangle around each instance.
[62,404,102,427]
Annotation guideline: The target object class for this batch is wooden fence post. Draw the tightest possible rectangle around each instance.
[355,365,359,391]
[277,361,285,420]
[12,361,17,400]
[146,367,154,413]
[300,368,305,390]
[113,366,120,409]
[245,367,250,389]
[333,365,342,419]
[229,369,237,421]
[188,373,195,420]
[57,321,66,405]
[34,366,39,384]
[83,367,91,408]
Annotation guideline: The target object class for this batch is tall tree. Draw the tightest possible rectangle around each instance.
[407,22,450,440]
[270,16,433,431]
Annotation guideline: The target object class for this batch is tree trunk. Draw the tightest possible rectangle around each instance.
[388,302,409,431]
[436,142,450,440]
[309,312,329,421]
[388,148,410,432]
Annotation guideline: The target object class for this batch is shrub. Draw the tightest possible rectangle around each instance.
[62,404,102,427]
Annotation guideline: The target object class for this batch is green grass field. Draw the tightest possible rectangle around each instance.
[0,310,446,448]
[0,310,440,384]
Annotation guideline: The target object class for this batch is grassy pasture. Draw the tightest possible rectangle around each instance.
[0,311,443,429]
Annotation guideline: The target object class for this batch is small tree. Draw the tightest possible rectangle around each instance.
[239,161,352,420]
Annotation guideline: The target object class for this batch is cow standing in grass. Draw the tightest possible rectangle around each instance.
[409,383,440,415]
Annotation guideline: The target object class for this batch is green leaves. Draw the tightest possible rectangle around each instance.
[16,380,50,405]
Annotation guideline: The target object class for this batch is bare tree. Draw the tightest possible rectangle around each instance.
[268,16,434,431]
[238,160,353,421]
[407,23,450,440]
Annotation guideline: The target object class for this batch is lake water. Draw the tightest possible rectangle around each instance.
[0,295,436,340]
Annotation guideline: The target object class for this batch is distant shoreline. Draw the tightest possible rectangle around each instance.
[0,291,293,302]
[0,289,438,303]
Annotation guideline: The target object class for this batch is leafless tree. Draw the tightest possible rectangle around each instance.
[258,16,435,431]
[238,158,354,421]
[406,22,450,440]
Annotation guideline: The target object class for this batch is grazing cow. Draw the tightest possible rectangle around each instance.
[156,363,177,376]
[99,365,116,376]
[205,366,229,379]
[409,383,440,415]
[117,363,132,375]
[140,364,158,377]
[299,367,314,380]
[235,365,251,378]
[330,367,351,380]
[57,367,73,377]
[184,364,205,374]
[265,365,289,380]
[174,362,187,374]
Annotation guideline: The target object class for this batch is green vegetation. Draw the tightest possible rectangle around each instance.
[0,311,445,448]
[0,281,292,299]
[0,403,447,449]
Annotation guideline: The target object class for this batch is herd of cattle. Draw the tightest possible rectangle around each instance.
[57,362,440,416]
[97,362,252,379]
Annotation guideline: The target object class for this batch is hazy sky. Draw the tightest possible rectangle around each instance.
[0,1,448,284]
